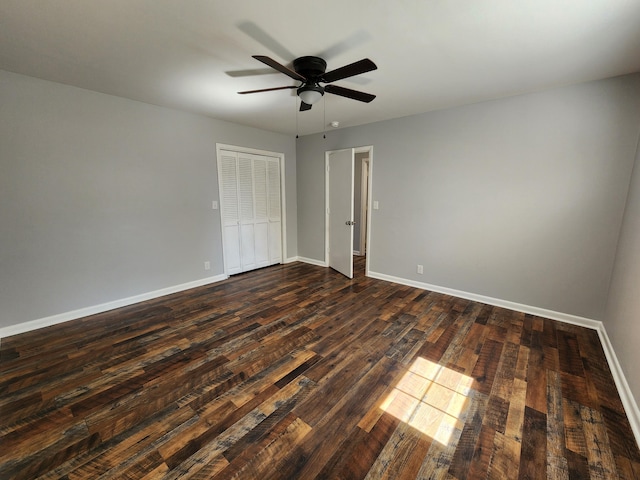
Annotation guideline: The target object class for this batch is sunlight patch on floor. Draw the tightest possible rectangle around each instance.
[380,357,473,445]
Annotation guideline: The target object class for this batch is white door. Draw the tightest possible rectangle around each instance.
[220,152,242,274]
[252,156,270,268]
[238,154,257,272]
[267,159,282,263]
[218,148,283,275]
[327,148,355,278]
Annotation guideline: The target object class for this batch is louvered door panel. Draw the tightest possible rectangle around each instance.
[254,159,268,221]
[218,149,283,275]
[221,155,239,223]
[219,151,241,274]
[267,159,282,263]
[253,158,270,267]
[238,156,254,222]
[238,155,256,271]
[267,160,281,220]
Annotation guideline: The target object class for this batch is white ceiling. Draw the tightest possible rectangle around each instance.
[1,0,640,136]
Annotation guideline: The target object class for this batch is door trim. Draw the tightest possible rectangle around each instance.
[215,143,286,276]
[359,157,369,256]
[358,146,373,277]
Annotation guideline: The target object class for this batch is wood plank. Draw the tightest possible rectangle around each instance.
[518,406,547,478]
[546,370,569,480]
[466,424,496,480]
[504,377,527,442]
[448,390,489,479]
[557,329,585,377]
[362,421,431,480]
[491,341,519,401]
[525,331,547,414]
[318,412,400,480]
[471,338,503,395]
[487,432,521,480]
[580,405,619,479]
[565,448,591,480]
[563,398,589,458]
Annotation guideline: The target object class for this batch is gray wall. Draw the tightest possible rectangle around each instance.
[606,140,640,403]
[0,70,296,329]
[297,74,640,320]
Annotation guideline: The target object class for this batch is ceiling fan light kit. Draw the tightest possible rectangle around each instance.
[297,84,324,105]
[238,54,377,111]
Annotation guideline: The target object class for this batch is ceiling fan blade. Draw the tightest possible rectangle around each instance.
[315,30,372,61]
[322,58,377,83]
[324,84,375,103]
[299,101,312,111]
[253,55,306,82]
[238,22,297,62]
[226,67,279,78]
[238,85,297,94]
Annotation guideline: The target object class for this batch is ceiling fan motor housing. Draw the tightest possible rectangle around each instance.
[293,56,327,81]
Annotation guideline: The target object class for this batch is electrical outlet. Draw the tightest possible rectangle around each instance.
[204,261,211,270]
[417,264,423,274]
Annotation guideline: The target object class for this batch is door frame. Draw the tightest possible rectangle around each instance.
[215,143,287,276]
[325,145,373,276]
[359,157,369,256]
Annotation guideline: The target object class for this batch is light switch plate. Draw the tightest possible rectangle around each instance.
[373,200,379,210]
[212,200,218,210]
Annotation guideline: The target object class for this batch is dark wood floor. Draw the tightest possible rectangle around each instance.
[1,257,639,479]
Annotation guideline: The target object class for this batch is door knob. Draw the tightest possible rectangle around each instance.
[345,220,356,226]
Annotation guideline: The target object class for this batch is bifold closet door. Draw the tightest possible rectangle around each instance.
[220,152,242,274]
[219,150,282,275]
[267,159,282,264]
[251,157,270,268]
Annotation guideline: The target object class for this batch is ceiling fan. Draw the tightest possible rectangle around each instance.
[238,55,377,111]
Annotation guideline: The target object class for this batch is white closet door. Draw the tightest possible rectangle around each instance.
[218,148,283,275]
[219,151,241,274]
[253,157,270,268]
[238,155,256,272]
[267,159,282,263]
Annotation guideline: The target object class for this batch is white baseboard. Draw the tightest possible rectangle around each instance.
[367,270,601,328]
[297,256,328,267]
[367,269,640,446]
[596,325,640,444]
[0,274,228,339]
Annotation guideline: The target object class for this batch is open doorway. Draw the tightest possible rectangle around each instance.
[353,148,371,278]
[354,153,369,256]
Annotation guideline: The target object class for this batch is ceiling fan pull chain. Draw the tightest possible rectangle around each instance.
[323,96,326,139]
